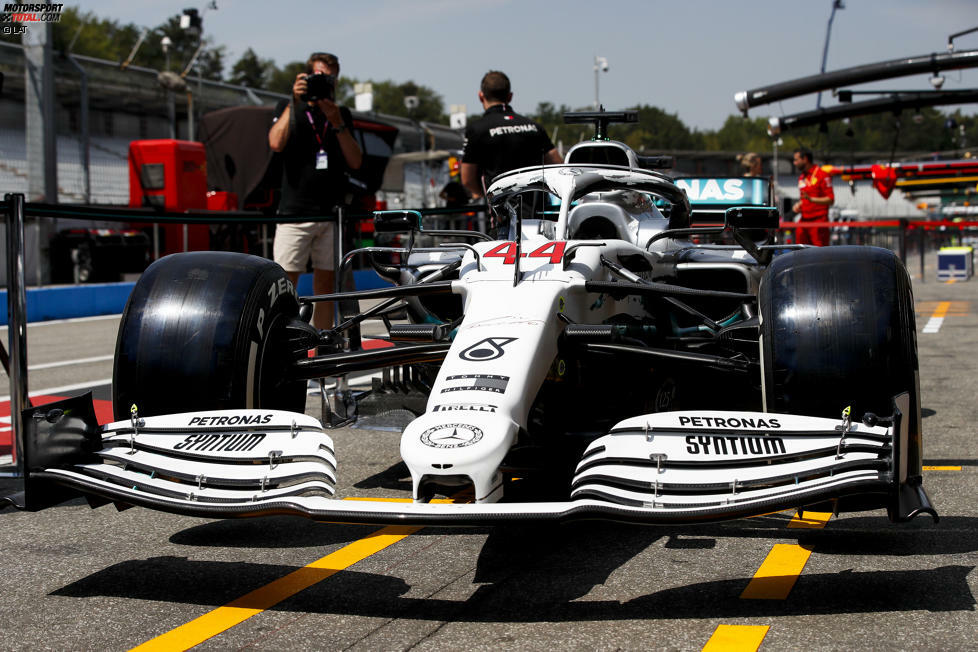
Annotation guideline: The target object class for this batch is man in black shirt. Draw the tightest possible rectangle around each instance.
[268,52,362,329]
[461,70,562,201]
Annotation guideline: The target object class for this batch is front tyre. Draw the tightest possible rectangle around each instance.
[759,246,922,480]
[112,252,305,420]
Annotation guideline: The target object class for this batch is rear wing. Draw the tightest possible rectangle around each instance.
[675,177,775,224]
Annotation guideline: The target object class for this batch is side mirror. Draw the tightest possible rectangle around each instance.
[725,206,780,231]
[373,210,422,233]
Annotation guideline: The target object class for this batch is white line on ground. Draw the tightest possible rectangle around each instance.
[27,355,114,371]
[0,313,121,331]
[922,317,944,334]
[922,301,950,334]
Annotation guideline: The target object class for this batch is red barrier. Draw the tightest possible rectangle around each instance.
[779,220,978,229]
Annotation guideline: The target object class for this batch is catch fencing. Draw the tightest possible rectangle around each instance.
[778,218,978,281]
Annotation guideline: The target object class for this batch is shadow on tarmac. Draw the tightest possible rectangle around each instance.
[925,457,978,467]
[168,515,379,549]
[49,556,975,620]
[50,517,977,619]
[353,460,412,491]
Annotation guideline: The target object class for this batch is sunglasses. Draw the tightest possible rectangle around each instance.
[310,52,339,65]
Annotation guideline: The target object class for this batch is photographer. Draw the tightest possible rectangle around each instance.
[268,52,362,330]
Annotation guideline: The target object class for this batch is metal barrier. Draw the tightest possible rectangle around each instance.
[4,195,28,474]
[779,219,978,282]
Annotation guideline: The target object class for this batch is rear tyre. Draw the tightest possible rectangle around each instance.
[112,252,306,420]
[759,246,921,478]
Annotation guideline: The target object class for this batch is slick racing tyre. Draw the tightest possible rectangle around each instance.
[112,252,305,420]
[759,246,922,477]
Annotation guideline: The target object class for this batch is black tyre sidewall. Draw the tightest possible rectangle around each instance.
[113,252,303,420]
[759,246,921,474]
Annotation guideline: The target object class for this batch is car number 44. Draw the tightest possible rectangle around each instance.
[484,241,566,265]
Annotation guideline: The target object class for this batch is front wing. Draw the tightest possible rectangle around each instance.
[3,393,936,525]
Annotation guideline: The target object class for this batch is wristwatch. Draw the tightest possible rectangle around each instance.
[335,123,347,133]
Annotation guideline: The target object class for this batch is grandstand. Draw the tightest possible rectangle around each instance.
[0,128,131,203]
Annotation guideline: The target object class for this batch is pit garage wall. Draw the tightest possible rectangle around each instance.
[0,270,390,326]
[0,282,135,325]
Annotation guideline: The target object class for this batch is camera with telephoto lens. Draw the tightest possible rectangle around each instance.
[301,72,336,102]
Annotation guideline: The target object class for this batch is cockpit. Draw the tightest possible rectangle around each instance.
[485,161,690,247]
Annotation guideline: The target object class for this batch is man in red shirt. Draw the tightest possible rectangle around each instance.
[791,148,835,246]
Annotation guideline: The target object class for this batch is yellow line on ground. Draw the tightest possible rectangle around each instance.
[705,511,829,648]
[923,465,962,471]
[707,511,828,648]
[130,525,419,651]
[932,301,951,318]
[917,300,970,315]
[740,544,813,600]
[786,510,832,529]
[701,625,770,651]
[130,496,458,651]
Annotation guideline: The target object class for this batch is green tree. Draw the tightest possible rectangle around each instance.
[268,60,306,95]
[774,107,970,158]
[702,115,772,152]
[52,7,142,60]
[137,14,225,81]
[229,47,274,88]
[611,105,705,151]
[368,80,445,123]
[532,102,591,146]
[1,8,226,80]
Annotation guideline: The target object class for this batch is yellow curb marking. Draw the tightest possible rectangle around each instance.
[786,510,832,529]
[702,624,770,651]
[739,543,813,600]
[130,497,458,651]
[130,525,419,651]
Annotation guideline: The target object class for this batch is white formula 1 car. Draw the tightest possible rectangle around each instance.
[8,112,936,525]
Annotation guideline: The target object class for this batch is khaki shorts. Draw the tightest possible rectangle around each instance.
[273,221,336,272]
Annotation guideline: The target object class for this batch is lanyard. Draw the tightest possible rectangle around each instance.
[304,110,330,150]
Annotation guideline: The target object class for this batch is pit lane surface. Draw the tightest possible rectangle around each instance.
[1,260,976,651]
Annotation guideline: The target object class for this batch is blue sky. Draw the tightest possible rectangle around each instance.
[84,0,978,130]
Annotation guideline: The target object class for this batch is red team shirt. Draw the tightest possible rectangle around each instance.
[795,164,835,246]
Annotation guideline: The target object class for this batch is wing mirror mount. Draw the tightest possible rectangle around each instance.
[724,206,780,231]
[373,210,422,233]
[724,206,780,264]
